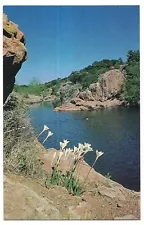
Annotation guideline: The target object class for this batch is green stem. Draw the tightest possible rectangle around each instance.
[75,157,84,178]
[84,158,97,184]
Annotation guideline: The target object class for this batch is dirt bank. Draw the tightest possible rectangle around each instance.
[4,141,140,220]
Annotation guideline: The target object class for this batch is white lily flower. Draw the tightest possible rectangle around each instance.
[44,125,49,131]
[42,131,53,144]
[85,146,93,152]
[60,139,69,150]
[85,148,93,155]
[84,150,104,183]
[78,143,84,150]
[37,125,49,138]
[84,142,91,149]
[63,139,69,147]
[60,142,66,150]
[51,152,56,166]
[48,131,53,137]
[73,146,78,153]
[96,150,104,161]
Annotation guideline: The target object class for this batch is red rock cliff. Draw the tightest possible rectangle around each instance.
[3,12,27,104]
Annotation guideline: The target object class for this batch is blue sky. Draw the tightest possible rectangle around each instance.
[3,6,139,85]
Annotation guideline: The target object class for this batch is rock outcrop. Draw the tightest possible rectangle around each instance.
[3,13,27,104]
[88,69,124,101]
[54,69,125,111]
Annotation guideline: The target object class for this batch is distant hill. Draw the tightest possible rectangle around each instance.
[14,50,140,107]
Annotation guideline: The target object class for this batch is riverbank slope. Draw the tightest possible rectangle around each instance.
[4,140,140,220]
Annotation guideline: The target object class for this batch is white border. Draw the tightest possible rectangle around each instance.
[1,0,142,6]
[1,1,143,225]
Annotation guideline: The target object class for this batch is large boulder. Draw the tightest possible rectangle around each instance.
[89,69,124,102]
[3,12,27,104]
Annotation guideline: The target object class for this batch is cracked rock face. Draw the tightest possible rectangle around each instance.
[88,69,125,102]
[3,12,27,104]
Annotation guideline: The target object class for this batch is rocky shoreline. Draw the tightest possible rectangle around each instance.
[54,98,125,112]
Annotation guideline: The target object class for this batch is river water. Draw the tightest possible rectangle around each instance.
[28,103,140,191]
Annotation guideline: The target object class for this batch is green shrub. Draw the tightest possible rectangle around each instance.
[51,85,61,96]
[122,50,140,105]
[52,98,61,108]
[14,78,48,96]
[3,94,43,178]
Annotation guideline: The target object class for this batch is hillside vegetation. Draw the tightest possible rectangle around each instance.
[122,50,140,105]
[14,50,140,106]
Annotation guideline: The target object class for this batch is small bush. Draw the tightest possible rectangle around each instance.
[4,141,43,177]
[105,173,112,188]
[52,98,61,108]
[3,94,43,178]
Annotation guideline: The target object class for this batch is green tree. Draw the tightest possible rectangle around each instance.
[127,50,140,63]
[123,50,140,105]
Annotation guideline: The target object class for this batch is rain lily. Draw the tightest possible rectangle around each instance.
[76,143,93,159]
[63,139,69,147]
[78,143,84,150]
[84,142,91,149]
[43,131,53,144]
[44,125,49,131]
[83,142,93,153]
[37,125,49,138]
[84,150,104,183]
[48,131,53,137]
[73,146,78,153]
[95,150,104,161]
[60,139,69,150]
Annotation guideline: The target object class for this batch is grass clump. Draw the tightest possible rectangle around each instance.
[104,173,112,188]
[3,93,43,178]
[14,78,48,97]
